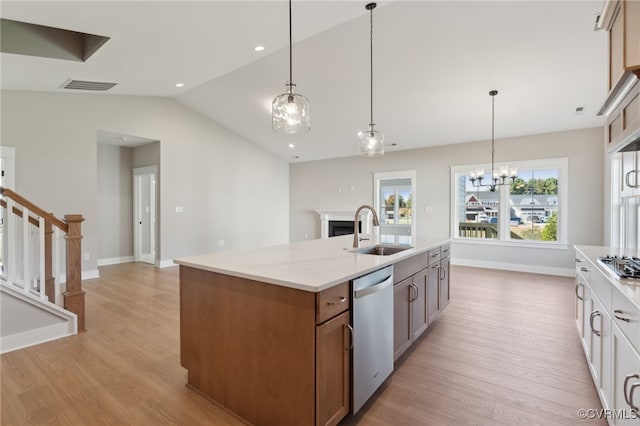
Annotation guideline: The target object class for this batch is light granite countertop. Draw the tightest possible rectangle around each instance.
[175,235,450,292]
[575,245,640,310]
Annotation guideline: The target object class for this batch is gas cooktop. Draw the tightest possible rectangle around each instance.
[598,255,640,279]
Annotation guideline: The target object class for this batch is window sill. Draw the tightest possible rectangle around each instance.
[451,237,568,250]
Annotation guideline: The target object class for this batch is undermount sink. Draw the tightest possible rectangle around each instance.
[351,244,412,256]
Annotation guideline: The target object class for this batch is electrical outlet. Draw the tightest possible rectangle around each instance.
[83,252,90,261]
[218,239,225,246]
[425,206,433,213]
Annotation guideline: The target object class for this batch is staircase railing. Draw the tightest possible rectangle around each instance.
[0,187,85,332]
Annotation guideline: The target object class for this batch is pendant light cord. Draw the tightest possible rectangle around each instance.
[490,91,496,176]
[369,5,374,128]
[289,0,293,88]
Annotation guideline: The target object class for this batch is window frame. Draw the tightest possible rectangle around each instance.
[450,157,568,249]
[374,170,416,242]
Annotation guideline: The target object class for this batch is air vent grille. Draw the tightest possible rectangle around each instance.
[62,79,117,91]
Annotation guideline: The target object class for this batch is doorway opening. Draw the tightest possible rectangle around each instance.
[133,166,156,265]
[373,170,416,245]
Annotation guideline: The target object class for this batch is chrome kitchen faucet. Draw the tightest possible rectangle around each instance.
[353,205,380,248]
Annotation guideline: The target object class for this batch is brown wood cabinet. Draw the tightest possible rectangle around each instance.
[439,255,451,310]
[411,268,428,339]
[180,267,351,426]
[393,276,413,360]
[604,0,640,91]
[393,244,451,361]
[316,310,350,426]
[427,263,440,323]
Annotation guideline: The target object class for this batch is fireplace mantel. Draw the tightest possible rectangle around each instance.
[316,210,372,239]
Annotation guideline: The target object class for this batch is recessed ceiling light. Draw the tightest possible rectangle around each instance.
[175,82,184,88]
[254,45,265,52]
[292,155,300,159]
[288,143,295,148]
[391,142,398,146]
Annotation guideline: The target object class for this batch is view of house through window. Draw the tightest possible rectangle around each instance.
[451,158,565,245]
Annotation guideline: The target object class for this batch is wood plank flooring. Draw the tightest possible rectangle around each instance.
[1,264,604,425]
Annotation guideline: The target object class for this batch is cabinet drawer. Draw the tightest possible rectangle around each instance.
[394,253,428,283]
[611,289,640,354]
[589,270,612,310]
[428,248,442,266]
[440,243,451,259]
[316,282,350,324]
[575,252,591,282]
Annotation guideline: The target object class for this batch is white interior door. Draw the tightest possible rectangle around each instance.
[0,147,16,277]
[133,167,156,264]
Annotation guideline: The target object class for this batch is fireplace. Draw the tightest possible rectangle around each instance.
[316,210,372,239]
[329,220,361,237]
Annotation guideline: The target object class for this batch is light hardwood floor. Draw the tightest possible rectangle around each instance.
[2,264,604,425]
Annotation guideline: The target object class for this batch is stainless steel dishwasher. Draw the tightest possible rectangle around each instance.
[352,265,394,414]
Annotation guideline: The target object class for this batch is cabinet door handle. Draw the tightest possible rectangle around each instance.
[431,253,440,258]
[626,170,640,189]
[327,296,346,305]
[580,266,589,272]
[575,283,584,301]
[442,248,450,254]
[440,266,446,281]
[345,324,354,350]
[614,309,631,322]
[629,382,640,412]
[589,311,601,336]
[624,374,640,405]
[408,283,417,301]
[575,258,582,263]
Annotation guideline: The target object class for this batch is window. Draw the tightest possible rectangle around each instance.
[451,158,567,247]
[374,170,416,245]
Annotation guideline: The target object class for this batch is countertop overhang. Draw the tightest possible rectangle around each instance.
[174,235,450,292]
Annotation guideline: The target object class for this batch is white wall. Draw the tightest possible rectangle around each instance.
[97,144,133,261]
[2,90,290,272]
[290,127,604,275]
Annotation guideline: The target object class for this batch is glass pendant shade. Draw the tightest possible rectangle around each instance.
[359,128,384,156]
[272,87,310,134]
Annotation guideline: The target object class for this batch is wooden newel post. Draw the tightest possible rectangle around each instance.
[64,214,86,332]
[44,218,54,303]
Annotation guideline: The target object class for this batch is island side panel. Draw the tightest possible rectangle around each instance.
[180,266,317,426]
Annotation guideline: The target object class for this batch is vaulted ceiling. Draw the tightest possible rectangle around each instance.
[1,1,607,162]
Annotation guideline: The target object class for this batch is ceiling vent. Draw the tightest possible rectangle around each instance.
[61,79,117,91]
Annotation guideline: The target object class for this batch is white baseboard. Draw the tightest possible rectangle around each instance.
[58,269,100,283]
[1,322,75,354]
[158,259,177,268]
[451,257,574,277]
[82,269,100,280]
[1,282,78,354]
[97,256,134,266]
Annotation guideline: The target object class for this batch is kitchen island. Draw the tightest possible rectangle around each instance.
[175,235,451,426]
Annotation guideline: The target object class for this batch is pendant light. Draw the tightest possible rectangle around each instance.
[272,0,310,134]
[358,2,384,156]
[468,90,517,192]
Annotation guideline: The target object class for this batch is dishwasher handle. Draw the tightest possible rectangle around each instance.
[354,275,393,299]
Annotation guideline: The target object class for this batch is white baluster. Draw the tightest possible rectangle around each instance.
[39,216,46,300]
[53,226,61,306]
[6,199,16,286]
[23,207,30,293]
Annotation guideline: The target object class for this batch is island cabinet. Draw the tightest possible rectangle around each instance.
[393,244,450,361]
[179,266,351,426]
